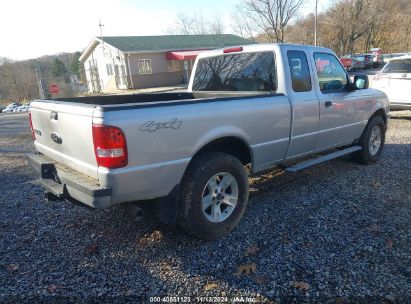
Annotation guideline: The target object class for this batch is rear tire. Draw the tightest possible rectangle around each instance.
[178,152,249,240]
[353,115,386,164]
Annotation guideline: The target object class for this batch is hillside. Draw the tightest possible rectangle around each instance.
[0,52,84,106]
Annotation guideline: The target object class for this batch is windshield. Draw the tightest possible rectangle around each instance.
[383,59,411,73]
[192,52,276,91]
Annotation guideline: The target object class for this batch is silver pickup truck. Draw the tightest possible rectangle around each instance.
[27,44,389,239]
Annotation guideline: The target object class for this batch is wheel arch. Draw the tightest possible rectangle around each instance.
[369,108,388,126]
[188,136,253,168]
[356,107,387,145]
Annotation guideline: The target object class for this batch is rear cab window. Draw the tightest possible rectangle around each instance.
[287,50,312,92]
[314,53,348,93]
[192,52,277,92]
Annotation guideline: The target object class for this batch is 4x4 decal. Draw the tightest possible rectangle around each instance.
[139,118,182,132]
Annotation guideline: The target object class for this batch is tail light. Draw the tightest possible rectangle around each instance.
[28,112,35,140]
[223,47,243,53]
[92,124,128,169]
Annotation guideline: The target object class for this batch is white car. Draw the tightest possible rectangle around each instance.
[15,105,29,112]
[2,103,19,113]
[373,55,411,110]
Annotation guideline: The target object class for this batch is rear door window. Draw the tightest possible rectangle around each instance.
[314,53,348,92]
[287,50,312,92]
[383,59,411,73]
[192,52,276,91]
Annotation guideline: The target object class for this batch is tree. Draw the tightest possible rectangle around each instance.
[208,14,225,35]
[283,0,411,55]
[236,0,305,43]
[0,57,13,65]
[173,12,194,35]
[70,52,81,77]
[51,58,68,78]
[0,60,39,102]
[168,11,227,35]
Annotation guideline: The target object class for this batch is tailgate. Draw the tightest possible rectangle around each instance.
[30,100,98,179]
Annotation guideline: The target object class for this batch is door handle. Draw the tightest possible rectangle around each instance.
[50,111,58,120]
[324,101,333,107]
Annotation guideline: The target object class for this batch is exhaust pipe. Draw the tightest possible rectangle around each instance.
[123,203,145,221]
[44,191,64,202]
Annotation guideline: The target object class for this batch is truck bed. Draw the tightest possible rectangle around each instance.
[46,91,278,109]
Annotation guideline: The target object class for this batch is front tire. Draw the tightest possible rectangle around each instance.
[178,152,249,240]
[354,115,386,164]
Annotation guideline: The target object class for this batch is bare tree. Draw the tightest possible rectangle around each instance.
[0,61,39,102]
[175,12,194,35]
[208,13,225,35]
[231,11,257,40]
[238,0,305,43]
[168,11,227,35]
[192,11,208,35]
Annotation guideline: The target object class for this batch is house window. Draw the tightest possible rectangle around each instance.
[138,59,152,74]
[106,64,113,76]
[168,60,181,72]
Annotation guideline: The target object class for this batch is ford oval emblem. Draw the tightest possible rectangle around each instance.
[50,132,62,144]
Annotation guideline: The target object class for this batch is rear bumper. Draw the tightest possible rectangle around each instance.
[26,153,113,209]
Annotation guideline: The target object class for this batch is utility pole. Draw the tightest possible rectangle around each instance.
[314,0,319,46]
[34,61,45,99]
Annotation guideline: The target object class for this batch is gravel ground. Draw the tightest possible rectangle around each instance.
[0,112,410,303]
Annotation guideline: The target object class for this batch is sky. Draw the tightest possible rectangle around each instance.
[1,0,331,61]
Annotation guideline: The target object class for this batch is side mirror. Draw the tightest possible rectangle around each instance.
[353,75,369,89]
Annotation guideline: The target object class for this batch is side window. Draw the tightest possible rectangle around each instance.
[314,53,348,92]
[287,50,312,92]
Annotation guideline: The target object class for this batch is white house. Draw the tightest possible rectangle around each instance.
[79,34,253,93]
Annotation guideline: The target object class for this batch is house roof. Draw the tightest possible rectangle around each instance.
[101,34,254,52]
[79,34,254,61]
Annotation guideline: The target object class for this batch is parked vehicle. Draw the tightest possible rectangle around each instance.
[364,54,374,69]
[27,44,389,239]
[349,55,366,70]
[15,105,30,112]
[340,56,353,70]
[2,103,21,113]
[370,48,383,68]
[382,53,407,63]
[373,55,411,110]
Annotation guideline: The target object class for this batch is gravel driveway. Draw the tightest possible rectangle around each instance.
[0,112,410,303]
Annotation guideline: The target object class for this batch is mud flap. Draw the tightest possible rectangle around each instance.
[158,185,180,225]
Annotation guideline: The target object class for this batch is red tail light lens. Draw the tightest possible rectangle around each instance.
[223,46,243,53]
[28,112,36,140]
[92,124,128,169]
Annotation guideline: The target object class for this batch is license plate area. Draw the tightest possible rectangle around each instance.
[39,163,64,196]
[40,163,61,184]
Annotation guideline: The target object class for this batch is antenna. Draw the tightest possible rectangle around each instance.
[98,19,105,39]
[314,0,318,46]
[98,19,105,52]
